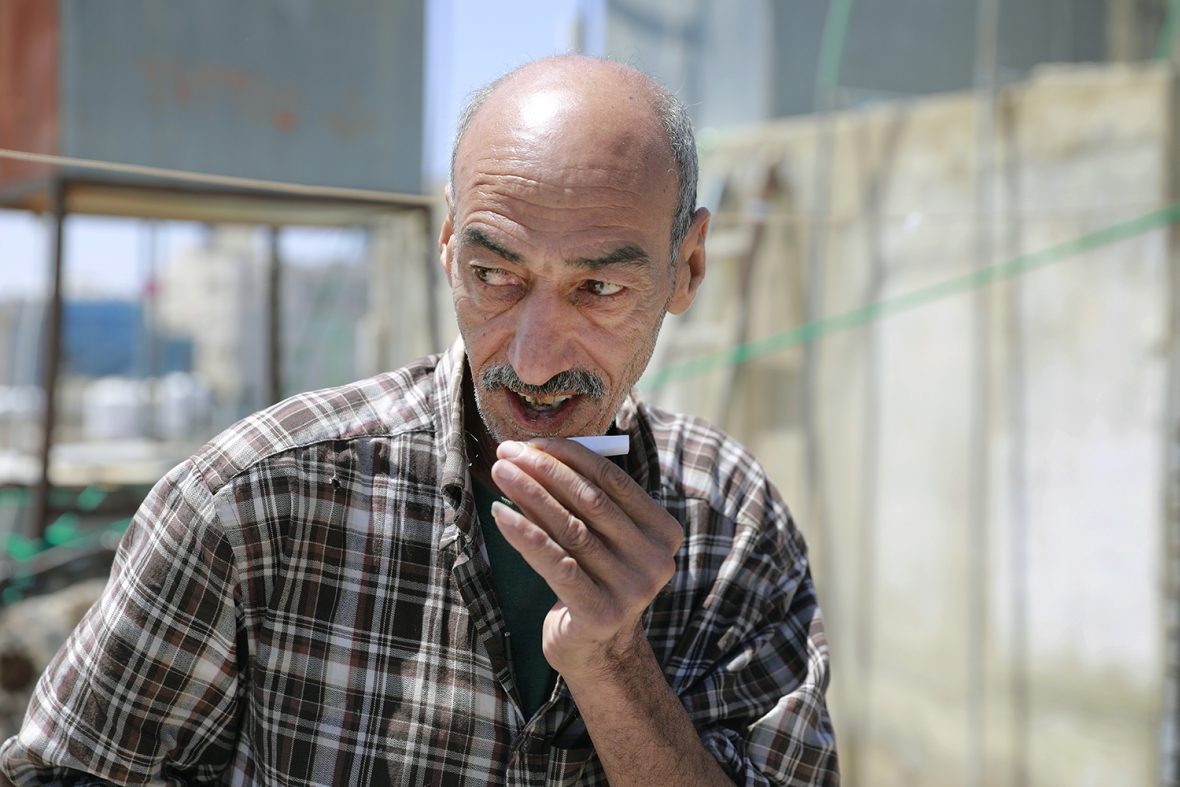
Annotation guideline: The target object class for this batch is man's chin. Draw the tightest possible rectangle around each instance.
[482,416,577,443]
[477,392,571,440]
[480,408,612,444]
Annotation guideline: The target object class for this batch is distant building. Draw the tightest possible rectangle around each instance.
[63,300,192,379]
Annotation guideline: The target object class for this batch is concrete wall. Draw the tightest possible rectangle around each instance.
[645,63,1177,785]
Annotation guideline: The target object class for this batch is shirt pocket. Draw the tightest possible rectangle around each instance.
[544,718,598,785]
[545,743,596,786]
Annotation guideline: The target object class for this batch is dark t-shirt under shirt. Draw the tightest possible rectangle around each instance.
[472,481,558,718]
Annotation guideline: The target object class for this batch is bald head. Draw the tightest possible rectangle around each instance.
[449,56,699,257]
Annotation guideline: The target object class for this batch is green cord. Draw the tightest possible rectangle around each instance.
[642,201,1180,391]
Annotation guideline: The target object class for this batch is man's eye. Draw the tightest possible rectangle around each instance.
[473,266,515,286]
[584,280,625,297]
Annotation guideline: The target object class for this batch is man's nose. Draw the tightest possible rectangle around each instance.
[507,290,576,386]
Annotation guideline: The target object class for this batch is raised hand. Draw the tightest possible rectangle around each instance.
[489,437,683,678]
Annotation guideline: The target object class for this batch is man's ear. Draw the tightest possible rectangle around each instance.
[438,183,456,279]
[667,207,709,315]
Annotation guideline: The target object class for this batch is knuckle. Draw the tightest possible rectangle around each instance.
[667,527,685,554]
[596,461,632,498]
[641,579,663,601]
[577,481,613,519]
[657,554,677,585]
[555,555,581,585]
[644,564,673,597]
[512,474,545,507]
[520,520,549,549]
[531,446,560,474]
[656,514,684,552]
[563,514,595,552]
[637,549,676,597]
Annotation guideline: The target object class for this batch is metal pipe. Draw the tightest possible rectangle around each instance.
[31,178,66,540]
[267,226,283,405]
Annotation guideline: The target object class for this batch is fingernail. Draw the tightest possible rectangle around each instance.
[492,499,521,518]
[498,441,523,459]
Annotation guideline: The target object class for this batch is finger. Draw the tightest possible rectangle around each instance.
[489,498,604,608]
[494,442,642,553]
[492,449,678,628]
[490,453,622,579]
[524,438,683,553]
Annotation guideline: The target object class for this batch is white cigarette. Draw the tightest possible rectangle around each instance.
[568,435,630,457]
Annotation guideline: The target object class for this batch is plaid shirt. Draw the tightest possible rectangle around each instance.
[1,342,838,786]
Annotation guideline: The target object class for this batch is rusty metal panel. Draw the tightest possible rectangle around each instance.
[0,0,59,190]
[57,0,424,194]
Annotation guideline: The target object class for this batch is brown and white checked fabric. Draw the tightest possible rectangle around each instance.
[0,341,838,786]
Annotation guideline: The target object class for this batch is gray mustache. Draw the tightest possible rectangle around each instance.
[480,364,607,400]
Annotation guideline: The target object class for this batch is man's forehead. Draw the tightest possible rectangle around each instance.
[513,88,568,135]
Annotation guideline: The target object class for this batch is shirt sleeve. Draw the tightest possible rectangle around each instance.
[677,496,839,786]
[0,460,243,785]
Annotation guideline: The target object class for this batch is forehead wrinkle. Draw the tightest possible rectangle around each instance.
[463,154,653,199]
[460,187,644,226]
[463,185,653,237]
[473,175,648,207]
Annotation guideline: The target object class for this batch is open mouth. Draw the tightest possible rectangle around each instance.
[507,389,580,427]
[479,365,606,434]
[519,392,574,412]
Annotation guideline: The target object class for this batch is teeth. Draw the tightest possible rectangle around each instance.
[521,393,573,409]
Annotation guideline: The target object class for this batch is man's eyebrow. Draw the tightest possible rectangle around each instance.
[570,245,651,270]
[462,228,650,270]
[462,227,523,263]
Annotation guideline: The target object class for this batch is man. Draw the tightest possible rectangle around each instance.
[1,56,837,785]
